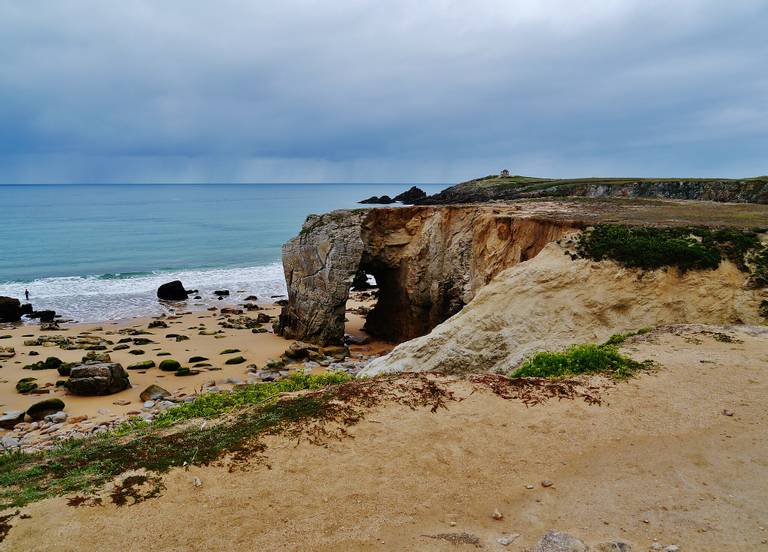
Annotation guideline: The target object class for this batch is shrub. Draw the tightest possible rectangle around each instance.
[511,344,643,379]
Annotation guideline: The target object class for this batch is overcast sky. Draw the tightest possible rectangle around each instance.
[1,0,766,183]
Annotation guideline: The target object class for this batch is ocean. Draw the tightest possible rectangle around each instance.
[0,183,445,322]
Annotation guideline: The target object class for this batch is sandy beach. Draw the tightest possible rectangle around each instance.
[0,292,385,428]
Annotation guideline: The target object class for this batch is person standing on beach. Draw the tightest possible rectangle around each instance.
[24,289,29,301]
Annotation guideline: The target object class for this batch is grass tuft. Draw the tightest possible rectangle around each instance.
[511,343,644,380]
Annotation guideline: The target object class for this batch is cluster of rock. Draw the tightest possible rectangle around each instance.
[0,295,58,327]
[359,186,427,205]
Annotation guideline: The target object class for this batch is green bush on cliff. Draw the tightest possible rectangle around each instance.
[511,344,643,380]
[577,225,721,271]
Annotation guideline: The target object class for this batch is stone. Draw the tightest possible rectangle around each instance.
[0,346,15,359]
[66,363,131,396]
[44,411,68,423]
[224,356,246,365]
[595,541,632,552]
[663,547,680,552]
[532,530,588,552]
[213,289,230,296]
[26,398,65,421]
[256,312,271,324]
[541,479,554,487]
[492,509,503,520]
[140,384,170,402]
[127,360,156,370]
[157,280,189,301]
[82,351,111,363]
[148,320,168,329]
[159,359,182,372]
[0,411,25,429]
[0,296,23,322]
[1,436,20,449]
[16,377,38,394]
[497,534,520,546]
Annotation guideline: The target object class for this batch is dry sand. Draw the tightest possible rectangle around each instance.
[2,324,767,551]
[0,297,382,424]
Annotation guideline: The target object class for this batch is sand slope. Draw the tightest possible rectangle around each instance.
[3,325,767,551]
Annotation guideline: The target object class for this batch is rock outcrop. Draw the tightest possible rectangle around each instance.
[420,175,768,205]
[0,296,23,322]
[278,207,577,344]
[360,241,767,376]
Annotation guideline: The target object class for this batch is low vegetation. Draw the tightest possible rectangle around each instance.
[576,225,768,274]
[511,343,646,380]
[0,373,353,509]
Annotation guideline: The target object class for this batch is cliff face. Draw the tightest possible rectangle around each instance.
[277,206,578,344]
[420,176,768,205]
[361,241,768,376]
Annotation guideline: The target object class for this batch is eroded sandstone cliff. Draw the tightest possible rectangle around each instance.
[277,206,578,344]
[361,240,768,376]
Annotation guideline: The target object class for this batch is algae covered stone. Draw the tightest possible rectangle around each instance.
[159,359,182,372]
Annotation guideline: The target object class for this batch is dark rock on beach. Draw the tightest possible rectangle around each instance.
[28,310,56,323]
[0,296,22,322]
[157,280,189,301]
[26,398,65,421]
[139,384,170,401]
[66,363,130,396]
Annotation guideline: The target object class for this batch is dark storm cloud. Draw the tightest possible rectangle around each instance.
[0,0,766,183]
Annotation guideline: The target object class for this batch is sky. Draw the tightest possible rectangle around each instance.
[0,0,767,184]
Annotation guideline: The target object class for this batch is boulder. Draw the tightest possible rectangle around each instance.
[159,359,181,372]
[0,296,22,322]
[213,289,230,296]
[0,411,25,429]
[66,363,130,396]
[139,384,170,401]
[16,378,38,394]
[157,280,189,301]
[127,360,155,370]
[533,530,588,552]
[26,398,65,421]
[28,310,56,323]
[19,303,33,316]
[393,186,427,204]
[0,346,15,359]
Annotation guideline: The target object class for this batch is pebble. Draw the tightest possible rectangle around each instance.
[663,546,680,552]
[541,479,553,488]
[143,400,155,409]
[193,476,202,487]
[525,484,534,490]
[492,509,504,520]
[722,409,734,416]
[44,411,67,424]
[497,533,520,546]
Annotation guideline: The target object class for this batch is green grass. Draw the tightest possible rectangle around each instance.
[0,373,353,509]
[577,224,767,275]
[511,343,644,380]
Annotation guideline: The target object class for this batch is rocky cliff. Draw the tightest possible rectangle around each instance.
[361,240,768,376]
[420,175,768,204]
[277,206,578,344]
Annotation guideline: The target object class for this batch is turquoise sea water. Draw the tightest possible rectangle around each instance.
[0,183,445,321]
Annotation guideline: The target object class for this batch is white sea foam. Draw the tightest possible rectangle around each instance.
[0,264,287,323]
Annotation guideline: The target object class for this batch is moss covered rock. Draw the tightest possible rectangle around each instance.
[159,359,182,372]
[224,356,246,365]
[127,360,156,370]
[16,377,38,394]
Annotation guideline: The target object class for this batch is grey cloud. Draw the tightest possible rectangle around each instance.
[0,0,766,183]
